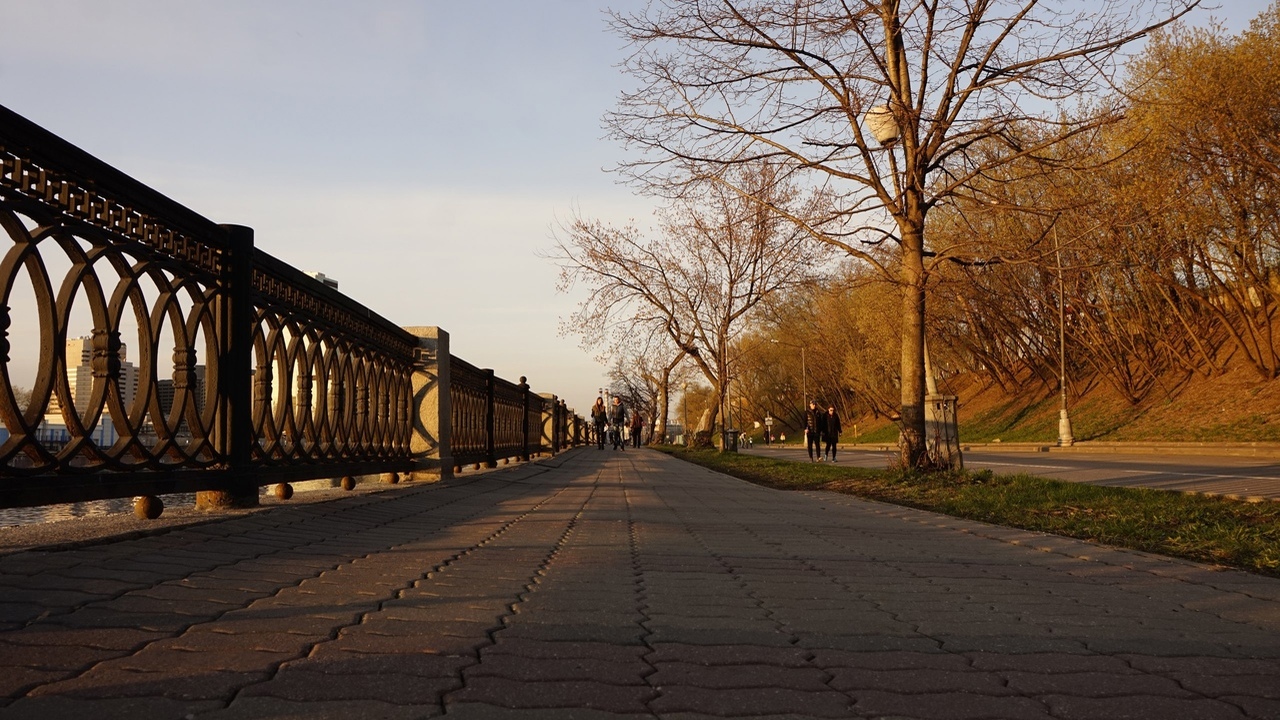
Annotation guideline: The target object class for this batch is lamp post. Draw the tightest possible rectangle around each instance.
[682,381,689,447]
[1054,224,1074,446]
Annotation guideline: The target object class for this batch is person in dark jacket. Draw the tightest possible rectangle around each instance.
[630,410,644,448]
[805,401,827,462]
[590,397,607,450]
[824,405,842,462]
[610,396,627,450]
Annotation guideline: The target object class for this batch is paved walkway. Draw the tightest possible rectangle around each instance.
[1,447,1278,719]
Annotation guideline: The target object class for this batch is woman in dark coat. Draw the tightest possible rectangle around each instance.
[590,397,608,450]
[824,405,842,462]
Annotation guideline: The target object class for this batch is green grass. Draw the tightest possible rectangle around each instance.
[656,446,1280,577]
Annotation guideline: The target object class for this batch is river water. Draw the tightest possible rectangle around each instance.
[0,478,351,528]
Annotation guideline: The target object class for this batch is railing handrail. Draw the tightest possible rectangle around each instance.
[0,104,581,511]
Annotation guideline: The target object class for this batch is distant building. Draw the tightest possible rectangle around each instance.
[45,335,139,421]
[40,334,141,448]
[305,271,339,290]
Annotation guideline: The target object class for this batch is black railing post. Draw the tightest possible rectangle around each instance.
[199,224,257,510]
[484,369,497,468]
[518,376,531,462]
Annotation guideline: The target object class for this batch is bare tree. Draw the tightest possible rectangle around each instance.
[550,163,832,437]
[606,0,1199,468]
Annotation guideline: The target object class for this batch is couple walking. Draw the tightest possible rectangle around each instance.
[591,396,643,450]
[804,401,842,462]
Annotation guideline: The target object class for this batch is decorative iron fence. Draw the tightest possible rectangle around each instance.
[0,104,579,511]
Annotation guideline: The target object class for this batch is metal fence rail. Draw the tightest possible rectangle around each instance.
[0,104,578,511]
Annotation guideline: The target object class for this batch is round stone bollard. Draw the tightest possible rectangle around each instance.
[380,472,399,484]
[341,476,356,491]
[273,483,294,500]
[134,495,164,520]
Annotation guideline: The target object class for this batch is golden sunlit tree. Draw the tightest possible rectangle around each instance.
[606,0,1200,468]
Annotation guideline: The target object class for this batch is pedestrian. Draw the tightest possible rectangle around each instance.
[610,396,628,450]
[631,409,644,448]
[590,397,607,450]
[805,401,827,462]
[824,405,842,462]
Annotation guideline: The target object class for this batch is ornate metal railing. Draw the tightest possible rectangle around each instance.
[0,105,578,510]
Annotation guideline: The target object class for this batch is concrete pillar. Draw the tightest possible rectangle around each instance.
[404,326,453,482]
[540,393,557,456]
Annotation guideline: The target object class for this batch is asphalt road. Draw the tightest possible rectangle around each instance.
[742,444,1280,501]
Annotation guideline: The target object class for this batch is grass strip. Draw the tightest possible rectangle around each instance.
[656,446,1280,577]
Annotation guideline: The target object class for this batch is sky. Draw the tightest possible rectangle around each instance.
[0,0,1273,416]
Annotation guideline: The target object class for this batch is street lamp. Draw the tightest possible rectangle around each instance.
[1054,224,1074,446]
[682,381,689,447]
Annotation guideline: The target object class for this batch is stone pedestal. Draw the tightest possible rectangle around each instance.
[404,326,453,482]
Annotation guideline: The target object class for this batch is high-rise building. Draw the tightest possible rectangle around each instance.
[44,335,139,422]
[305,271,339,290]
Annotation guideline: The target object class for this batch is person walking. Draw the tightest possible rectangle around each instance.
[805,401,827,462]
[590,397,608,450]
[610,396,628,451]
[630,410,644,448]
[824,404,842,462]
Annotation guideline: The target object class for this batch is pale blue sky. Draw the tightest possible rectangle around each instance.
[0,1,1270,415]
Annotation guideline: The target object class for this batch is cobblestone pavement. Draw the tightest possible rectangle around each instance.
[1,447,1278,719]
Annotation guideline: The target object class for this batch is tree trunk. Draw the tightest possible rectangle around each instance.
[899,226,928,469]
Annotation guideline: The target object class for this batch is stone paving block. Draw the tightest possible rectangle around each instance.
[851,690,1055,720]
[1003,670,1199,698]
[1167,673,1280,700]
[508,610,642,627]
[445,676,657,713]
[0,597,89,622]
[47,607,204,633]
[485,638,650,663]
[937,634,1091,655]
[166,575,284,594]
[808,649,964,670]
[112,645,294,674]
[640,603,768,620]
[1122,654,1280,676]
[796,633,942,654]
[0,640,125,671]
[97,594,236,618]
[0,695,224,720]
[643,627,795,648]
[646,643,813,668]
[967,651,1136,674]
[187,613,348,638]
[17,572,139,596]
[0,665,74,698]
[197,696,443,719]
[495,621,648,645]
[649,662,830,691]
[239,668,460,703]
[1229,695,1280,719]
[301,645,474,676]
[27,666,267,701]
[357,618,502,638]
[380,603,511,623]
[325,631,490,656]
[466,653,650,685]
[0,624,168,651]
[644,615,777,632]
[155,631,316,656]
[648,685,852,717]
[827,667,1012,695]
[1041,693,1252,720]
[442,702,643,720]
